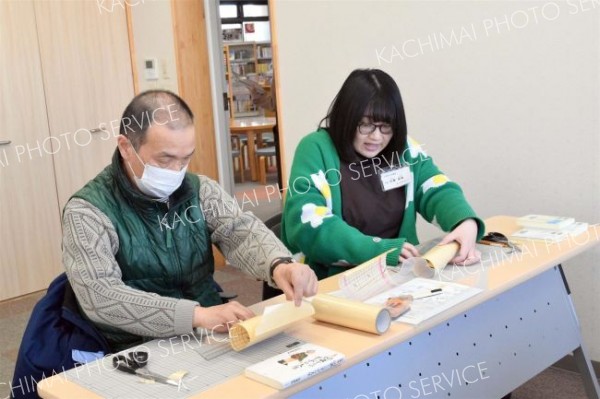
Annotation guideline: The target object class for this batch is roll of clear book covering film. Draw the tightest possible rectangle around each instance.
[311,294,391,335]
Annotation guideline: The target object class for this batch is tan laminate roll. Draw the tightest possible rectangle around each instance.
[311,294,391,335]
[422,242,460,271]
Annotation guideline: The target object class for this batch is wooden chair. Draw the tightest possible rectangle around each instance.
[256,146,276,185]
[231,136,246,183]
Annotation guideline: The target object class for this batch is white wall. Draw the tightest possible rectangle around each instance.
[130,0,179,93]
[274,0,600,359]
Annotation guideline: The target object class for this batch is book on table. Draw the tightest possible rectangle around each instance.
[244,343,345,389]
[512,215,589,243]
[517,214,575,231]
[511,223,588,243]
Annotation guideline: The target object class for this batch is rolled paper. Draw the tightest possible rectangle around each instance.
[311,294,391,335]
[230,293,393,351]
[422,242,460,270]
[407,242,460,278]
[229,302,315,351]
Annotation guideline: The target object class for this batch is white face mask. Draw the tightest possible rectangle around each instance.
[127,147,187,201]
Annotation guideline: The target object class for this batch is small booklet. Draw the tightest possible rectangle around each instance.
[244,343,345,389]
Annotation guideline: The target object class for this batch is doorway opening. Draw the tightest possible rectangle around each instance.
[217,0,282,222]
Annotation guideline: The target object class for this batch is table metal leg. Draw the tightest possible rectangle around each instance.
[574,345,600,399]
[558,264,600,399]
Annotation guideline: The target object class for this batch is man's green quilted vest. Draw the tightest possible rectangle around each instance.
[72,150,222,349]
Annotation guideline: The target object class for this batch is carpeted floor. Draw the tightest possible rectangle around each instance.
[233,164,282,222]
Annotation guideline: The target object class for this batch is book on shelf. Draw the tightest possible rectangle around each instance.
[256,63,271,74]
[257,46,272,58]
[245,343,345,390]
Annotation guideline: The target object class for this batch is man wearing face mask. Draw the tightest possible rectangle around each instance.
[62,90,318,351]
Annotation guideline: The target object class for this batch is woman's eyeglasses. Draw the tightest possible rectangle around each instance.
[357,122,393,135]
[479,232,521,253]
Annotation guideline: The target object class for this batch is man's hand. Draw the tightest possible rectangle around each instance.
[272,262,318,306]
[193,301,255,333]
[439,219,481,266]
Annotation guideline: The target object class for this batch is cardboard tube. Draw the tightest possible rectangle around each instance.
[312,294,391,335]
[229,302,315,351]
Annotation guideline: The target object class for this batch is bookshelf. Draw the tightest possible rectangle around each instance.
[223,41,272,118]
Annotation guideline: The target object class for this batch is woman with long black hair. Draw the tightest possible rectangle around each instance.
[282,68,485,279]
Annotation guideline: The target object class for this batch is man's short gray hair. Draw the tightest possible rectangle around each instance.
[119,90,194,149]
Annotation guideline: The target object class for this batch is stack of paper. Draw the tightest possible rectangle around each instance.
[511,215,589,243]
[516,215,576,230]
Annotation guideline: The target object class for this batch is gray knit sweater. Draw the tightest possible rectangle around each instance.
[62,175,290,339]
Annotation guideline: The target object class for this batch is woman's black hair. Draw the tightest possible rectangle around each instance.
[319,69,407,163]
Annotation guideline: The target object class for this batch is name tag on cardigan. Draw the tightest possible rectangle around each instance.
[379,166,411,191]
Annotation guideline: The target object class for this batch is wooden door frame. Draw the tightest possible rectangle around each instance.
[124,4,139,95]
[202,0,235,194]
[267,0,287,187]
[170,0,220,181]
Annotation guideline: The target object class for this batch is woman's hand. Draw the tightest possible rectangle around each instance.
[438,219,481,266]
[399,242,420,262]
